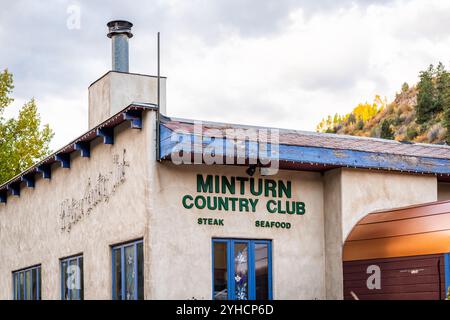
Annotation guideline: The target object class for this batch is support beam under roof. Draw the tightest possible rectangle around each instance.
[97,127,114,145]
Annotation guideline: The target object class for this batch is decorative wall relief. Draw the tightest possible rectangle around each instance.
[59,149,130,232]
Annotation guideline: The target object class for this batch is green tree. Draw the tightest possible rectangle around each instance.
[442,73,450,144]
[401,82,409,93]
[434,62,447,113]
[416,64,435,124]
[0,69,54,184]
[380,119,394,140]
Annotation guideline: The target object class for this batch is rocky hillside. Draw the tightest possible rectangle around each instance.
[317,63,450,145]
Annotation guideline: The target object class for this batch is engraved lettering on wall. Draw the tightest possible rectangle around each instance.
[59,149,129,232]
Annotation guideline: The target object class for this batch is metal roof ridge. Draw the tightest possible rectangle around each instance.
[161,115,450,151]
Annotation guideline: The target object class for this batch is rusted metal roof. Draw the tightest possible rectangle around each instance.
[162,117,450,160]
[160,117,450,177]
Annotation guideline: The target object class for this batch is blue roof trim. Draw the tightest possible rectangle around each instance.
[159,123,450,176]
[0,103,157,205]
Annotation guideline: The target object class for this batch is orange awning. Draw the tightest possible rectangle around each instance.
[343,200,450,261]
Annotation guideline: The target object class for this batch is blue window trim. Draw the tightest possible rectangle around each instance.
[445,253,450,298]
[60,254,83,300]
[111,239,144,300]
[212,238,272,300]
[12,265,41,300]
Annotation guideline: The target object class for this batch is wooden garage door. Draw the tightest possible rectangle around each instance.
[343,254,446,300]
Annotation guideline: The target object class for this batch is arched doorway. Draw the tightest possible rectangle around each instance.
[342,200,450,300]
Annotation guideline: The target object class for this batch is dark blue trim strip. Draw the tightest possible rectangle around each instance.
[124,110,143,129]
[445,253,450,299]
[74,142,90,158]
[160,124,450,175]
[55,153,71,169]
[7,183,20,197]
[37,164,51,179]
[21,174,35,188]
[97,127,114,145]
[0,190,6,203]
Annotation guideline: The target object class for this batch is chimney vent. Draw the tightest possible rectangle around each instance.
[107,20,133,72]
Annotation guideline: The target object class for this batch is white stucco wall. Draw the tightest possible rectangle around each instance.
[148,163,326,299]
[323,169,343,300]
[0,106,443,300]
[322,168,438,300]
[0,115,154,299]
[88,72,166,128]
[340,168,437,240]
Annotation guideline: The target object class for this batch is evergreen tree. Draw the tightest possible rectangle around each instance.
[442,71,450,144]
[416,64,435,124]
[0,69,54,184]
[380,119,394,140]
[434,62,447,113]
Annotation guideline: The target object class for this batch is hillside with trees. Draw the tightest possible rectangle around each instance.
[317,62,450,145]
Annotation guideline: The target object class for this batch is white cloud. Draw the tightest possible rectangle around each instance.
[2,0,450,149]
[166,0,450,131]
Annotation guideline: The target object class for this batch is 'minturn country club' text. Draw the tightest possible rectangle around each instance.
[181,174,306,229]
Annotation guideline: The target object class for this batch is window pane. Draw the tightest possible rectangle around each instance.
[255,243,269,300]
[19,272,24,300]
[31,268,37,300]
[137,242,144,300]
[213,242,228,300]
[79,257,84,300]
[114,248,122,300]
[14,274,19,300]
[69,259,78,300]
[124,245,136,300]
[234,242,248,300]
[25,270,32,300]
[62,261,69,300]
[37,268,41,300]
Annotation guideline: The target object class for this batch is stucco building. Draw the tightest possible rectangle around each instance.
[0,21,449,300]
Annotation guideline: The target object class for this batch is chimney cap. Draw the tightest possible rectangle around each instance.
[107,20,133,38]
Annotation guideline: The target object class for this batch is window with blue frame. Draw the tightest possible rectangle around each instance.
[112,239,144,300]
[60,255,84,300]
[212,239,272,300]
[13,265,41,300]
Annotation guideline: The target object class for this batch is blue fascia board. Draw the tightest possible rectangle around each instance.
[7,183,20,197]
[0,190,6,203]
[21,174,35,188]
[96,127,114,145]
[445,253,450,299]
[37,164,51,180]
[74,142,90,158]
[0,104,157,205]
[55,153,71,169]
[160,124,450,175]
[123,110,142,129]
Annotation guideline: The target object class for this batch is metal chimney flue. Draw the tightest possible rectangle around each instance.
[107,20,133,72]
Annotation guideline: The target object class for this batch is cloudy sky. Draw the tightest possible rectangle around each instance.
[2,0,450,149]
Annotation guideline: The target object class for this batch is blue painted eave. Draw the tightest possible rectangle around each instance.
[0,103,157,204]
[159,123,450,177]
